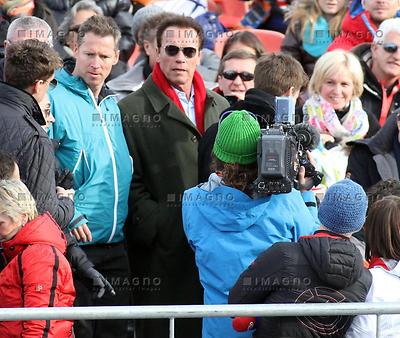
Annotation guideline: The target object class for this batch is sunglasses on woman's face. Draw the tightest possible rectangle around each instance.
[164,45,197,58]
[382,42,400,54]
[222,70,255,81]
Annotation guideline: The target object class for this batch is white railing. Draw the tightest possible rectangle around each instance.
[1,303,400,337]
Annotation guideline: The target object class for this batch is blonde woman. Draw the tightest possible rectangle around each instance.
[0,180,75,337]
[303,50,369,187]
[282,0,347,75]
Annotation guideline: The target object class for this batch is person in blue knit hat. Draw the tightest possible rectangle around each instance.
[229,178,372,338]
[183,110,320,338]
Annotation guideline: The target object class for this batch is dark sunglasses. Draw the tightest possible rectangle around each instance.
[164,45,197,58]
[222,70,255,81]
[382,43,400,54]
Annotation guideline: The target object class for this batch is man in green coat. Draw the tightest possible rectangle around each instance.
[119,15,229,338]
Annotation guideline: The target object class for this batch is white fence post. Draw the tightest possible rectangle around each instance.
[169,317,175,338]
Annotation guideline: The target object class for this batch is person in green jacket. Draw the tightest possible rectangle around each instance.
[119,15,229,338]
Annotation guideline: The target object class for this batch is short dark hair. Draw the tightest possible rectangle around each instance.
[221,31,265,59]
[0,151,17,180]
[254,53,308,95]
[77,15,121,50]
[156,15,204,50]
[4,39,62,89]
[365,195,400,261]
[217,50,258,76]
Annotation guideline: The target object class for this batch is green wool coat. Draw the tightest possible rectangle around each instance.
[118,75,229,338]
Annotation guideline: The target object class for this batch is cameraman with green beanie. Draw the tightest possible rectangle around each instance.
[182,110,319,338]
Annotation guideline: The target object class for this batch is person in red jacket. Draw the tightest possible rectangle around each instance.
[0,179,75,338]
[328,0,400,51]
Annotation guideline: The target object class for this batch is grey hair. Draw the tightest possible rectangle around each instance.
[6,16,53,46]
[374,18,400,44]
[57,0,103,45]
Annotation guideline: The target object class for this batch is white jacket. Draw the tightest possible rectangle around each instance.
[346,259,400,337]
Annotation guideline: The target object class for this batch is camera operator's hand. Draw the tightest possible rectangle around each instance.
[298,166,310,193]
[298,151,318,192]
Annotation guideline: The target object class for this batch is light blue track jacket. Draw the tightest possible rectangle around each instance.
[50,68,132,244]
[183,174,319,338]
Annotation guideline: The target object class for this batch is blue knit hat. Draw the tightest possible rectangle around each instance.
[318,179,368,234]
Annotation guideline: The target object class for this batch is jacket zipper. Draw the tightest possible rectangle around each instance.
[89,92,119,243]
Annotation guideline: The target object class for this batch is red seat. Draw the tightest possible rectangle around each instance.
[214,29,285,57]
[214,0,248,29]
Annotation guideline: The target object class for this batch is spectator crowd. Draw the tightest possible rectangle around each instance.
[1,0,400,337]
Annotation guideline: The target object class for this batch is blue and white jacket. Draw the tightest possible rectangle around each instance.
[182,174,319,338]
[49,68,132,244]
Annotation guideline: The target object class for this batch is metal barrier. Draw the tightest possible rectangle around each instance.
[1,303,400,337]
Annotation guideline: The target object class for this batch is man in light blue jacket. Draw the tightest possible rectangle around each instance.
[49,15,132,338]
[183,110,319,338]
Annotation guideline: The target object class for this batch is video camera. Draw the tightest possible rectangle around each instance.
[252,97,323,196]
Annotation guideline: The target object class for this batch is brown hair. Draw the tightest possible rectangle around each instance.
[221,31,265,59]
[365,195,400,261]
[77,15,121,50]
[4,39,62,90]
[254,53,308,95]
[156,15,204,50]
[217,49,258,76]
[211,155,257,193]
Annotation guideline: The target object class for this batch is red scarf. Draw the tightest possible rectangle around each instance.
[369,256,390,270]
[152,62,207,135]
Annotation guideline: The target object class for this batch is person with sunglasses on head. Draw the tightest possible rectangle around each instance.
[352,18,400,137]
[118,14,229,338]
[215,50,257,105]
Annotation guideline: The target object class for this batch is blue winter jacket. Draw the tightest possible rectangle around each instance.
[182,174,319,338]
[49,68,132,244]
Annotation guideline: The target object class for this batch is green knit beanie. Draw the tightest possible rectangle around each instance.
[213,110,260,165]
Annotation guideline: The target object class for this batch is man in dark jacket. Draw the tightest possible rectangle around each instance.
[229,179,372,338]
[346,111,400,191]
[352,18,400,137]
[119,15,229,338]
[0,39,113,298]
[198,52,308,183]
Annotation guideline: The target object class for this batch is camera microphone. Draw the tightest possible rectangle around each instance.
[293,123,320,151]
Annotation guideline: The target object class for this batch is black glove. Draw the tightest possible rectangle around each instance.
[81,267,116,299]
[66,234,116,298]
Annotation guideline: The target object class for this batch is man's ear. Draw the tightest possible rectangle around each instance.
[3,39,10,50]
[30,82,40,96]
